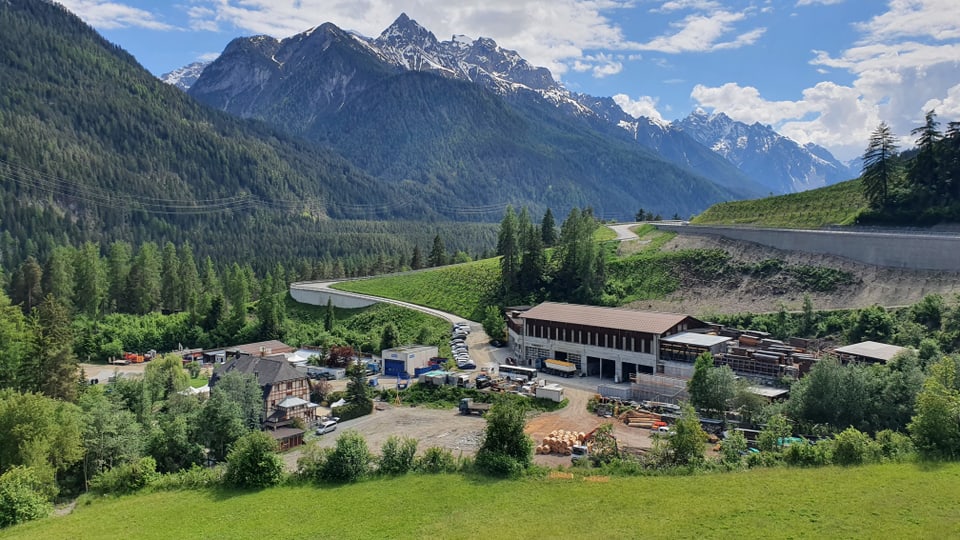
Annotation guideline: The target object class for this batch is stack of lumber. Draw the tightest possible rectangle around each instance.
[535,430,587,455]
[619,409,661,428]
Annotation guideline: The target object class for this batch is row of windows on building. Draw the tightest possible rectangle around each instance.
[524,320,654,354]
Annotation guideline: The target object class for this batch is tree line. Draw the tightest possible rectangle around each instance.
[861,110,960,223]
[495,206,606,306]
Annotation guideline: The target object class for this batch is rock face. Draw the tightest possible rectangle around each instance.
[673,109,855,194]
[160,61,210,91]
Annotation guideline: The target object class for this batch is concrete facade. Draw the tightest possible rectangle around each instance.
[289,282,378,309]
[656,223,960,271]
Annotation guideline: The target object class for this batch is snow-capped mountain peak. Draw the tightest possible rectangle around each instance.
[160,61,211,91]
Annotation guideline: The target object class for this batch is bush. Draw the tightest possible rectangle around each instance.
[378,436,418,475]
[415,447,458,474]
[320,431,372,483]
[296,444,332,481]
[875,430,915,462]
[150,465,224,492]
[831,428,880,466]
[224,431,284,489]
[720,430,748,466]
[333,399,373,422]
[475,451,526,478]
[0,467,53,528]
[783,440,830,467]
[89,457,159,495]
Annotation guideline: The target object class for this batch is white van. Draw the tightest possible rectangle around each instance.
[316,420,338,435]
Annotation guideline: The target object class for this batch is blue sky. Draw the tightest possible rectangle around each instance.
[60,0,960,161]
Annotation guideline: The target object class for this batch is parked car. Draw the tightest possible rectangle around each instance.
[316,420,338,435]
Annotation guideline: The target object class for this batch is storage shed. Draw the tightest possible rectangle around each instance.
[381,345,439,376]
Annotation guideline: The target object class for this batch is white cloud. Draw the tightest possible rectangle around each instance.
[923,84,960,119]
[185,0,641,77]
[637,9,765,53]
[653,1,722,13]
[856,0,960,42]
[57,0,174,30]
[197,52,221,62]
[612,94,667,123]
[795,0,845,6]
[692,0,960,160]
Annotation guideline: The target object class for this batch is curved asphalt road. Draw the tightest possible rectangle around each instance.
[291,222,646,325]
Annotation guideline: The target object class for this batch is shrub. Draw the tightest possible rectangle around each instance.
[333,400,373,422]
[875,430,915,462]
[720,430,748,466]
[783,440,830,467]
[0,467,53,528]
[89,457,159,495]
[415,447,457,474]
[150,465,224,492]
[378,436,418,475]
[224,431,284,489]
[475,451,525,477]
[831,427,880,466]
[296,444,332,481]
[321,431,372,483]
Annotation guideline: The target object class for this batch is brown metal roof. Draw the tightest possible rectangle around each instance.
[519,302,699,335]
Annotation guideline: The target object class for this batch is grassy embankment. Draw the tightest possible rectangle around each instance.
[6,462,959,539]
[334,257,500,321]
[692,178,867,228]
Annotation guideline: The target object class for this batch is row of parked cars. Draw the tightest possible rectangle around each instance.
[451,323,476,370]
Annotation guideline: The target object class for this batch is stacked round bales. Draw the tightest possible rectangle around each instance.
[535,430,587,455]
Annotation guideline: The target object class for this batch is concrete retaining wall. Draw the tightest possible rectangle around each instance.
[289,283,378,309]
[656,224,960,271]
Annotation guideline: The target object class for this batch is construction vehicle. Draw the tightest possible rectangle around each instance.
[541,358,577,378]
[459,398,491,416]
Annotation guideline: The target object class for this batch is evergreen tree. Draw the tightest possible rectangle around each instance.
[256,272,283,340]
[72,242,105,318]
[909,110,944,200]
[861,121,900,210]
[553,208,603,304]
[496,206,520,299]
[10,257,43,314]
[428,235,446,268]
[540,208,557,247]
[379,322,399,351]
[945,121,960,200]
[125,242,161,315]
[22,295,78,402]
[179,243,201,319]
[106,241,132,314]
[517,220,546,297]
[224,263,250,338]
[160,242,182,312]
[0,291,30,389]
[323,298,335,332]
[410,245,423,270]
[41,246,75,311]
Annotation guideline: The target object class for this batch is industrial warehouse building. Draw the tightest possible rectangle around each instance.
[506,302,709,382]
[381,345,439,376]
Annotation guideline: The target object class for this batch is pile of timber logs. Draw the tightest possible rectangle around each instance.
[619,409,661,428]
[535,430,587,455]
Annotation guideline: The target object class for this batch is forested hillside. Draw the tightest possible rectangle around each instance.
[0,0,495,272]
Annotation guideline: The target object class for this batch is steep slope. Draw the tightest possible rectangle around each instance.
[0,0,443,269]
[189,16,742,219]
[309,72,736,219]
[674,110,854,194]
[160,61,210,91]
[574,94,766,198]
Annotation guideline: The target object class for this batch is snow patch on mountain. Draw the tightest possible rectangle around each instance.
[160,61,211,91]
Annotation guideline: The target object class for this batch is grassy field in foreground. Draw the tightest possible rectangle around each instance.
[334,258,500,321]
[693,178,866,228]
[7,463,959,539]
